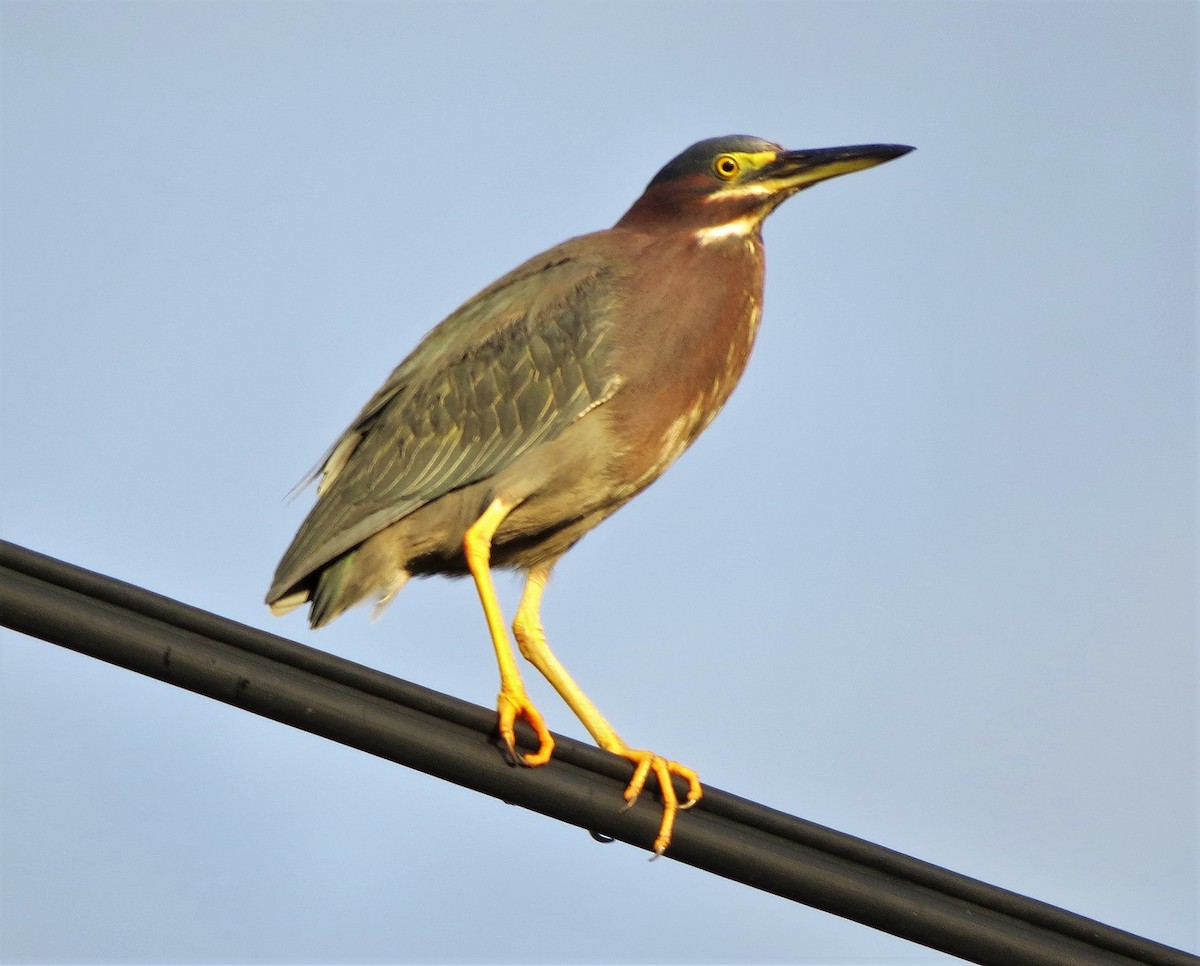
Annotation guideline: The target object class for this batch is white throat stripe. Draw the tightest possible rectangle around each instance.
[693,216,760,244]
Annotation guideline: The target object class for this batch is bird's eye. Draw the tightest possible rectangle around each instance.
[713,155,740,180]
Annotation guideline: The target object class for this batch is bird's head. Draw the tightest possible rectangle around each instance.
[615,135,913,240]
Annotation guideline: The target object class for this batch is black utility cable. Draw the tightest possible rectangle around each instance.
[0,540,1194,966]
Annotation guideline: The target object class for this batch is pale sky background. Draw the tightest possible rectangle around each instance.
[1,2,1195,964]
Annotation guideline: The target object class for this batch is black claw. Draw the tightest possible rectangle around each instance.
[495,734,521,767]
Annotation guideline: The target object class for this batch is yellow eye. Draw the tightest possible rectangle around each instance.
[713,154,740,180]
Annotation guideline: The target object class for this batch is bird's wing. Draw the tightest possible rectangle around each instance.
[268,243,623,600]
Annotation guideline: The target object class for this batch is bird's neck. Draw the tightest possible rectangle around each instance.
[604,226,766,471]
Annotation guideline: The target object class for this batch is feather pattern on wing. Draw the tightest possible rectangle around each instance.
[268,242,623,602]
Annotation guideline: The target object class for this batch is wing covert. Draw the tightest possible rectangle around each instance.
[269,249,622,599]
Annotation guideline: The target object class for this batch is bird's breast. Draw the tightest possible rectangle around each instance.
[605,231,766,496]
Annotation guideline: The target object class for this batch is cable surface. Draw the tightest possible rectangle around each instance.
[1,540,1194,966]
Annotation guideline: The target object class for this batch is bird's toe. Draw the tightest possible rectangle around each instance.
[613,747,702,855]
[496,689,555,767]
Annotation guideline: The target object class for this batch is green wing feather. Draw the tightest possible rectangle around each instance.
[268,242,621,603]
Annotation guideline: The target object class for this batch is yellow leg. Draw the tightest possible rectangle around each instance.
[513,566,702,855]
[464,498,554,767]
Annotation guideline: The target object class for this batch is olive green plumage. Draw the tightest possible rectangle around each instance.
[268,244,627,626]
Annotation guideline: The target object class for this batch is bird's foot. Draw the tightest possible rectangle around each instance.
[496,689,555,766]
[616,748,702,856]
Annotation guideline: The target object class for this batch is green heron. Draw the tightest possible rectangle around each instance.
[267,135,913,854]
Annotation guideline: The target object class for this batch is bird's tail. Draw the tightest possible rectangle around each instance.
[308,552,357,628]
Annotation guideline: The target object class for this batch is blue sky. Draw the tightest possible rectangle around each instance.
[2,2,1195,963]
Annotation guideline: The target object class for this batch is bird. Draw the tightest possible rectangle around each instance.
[267,135,913,855]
